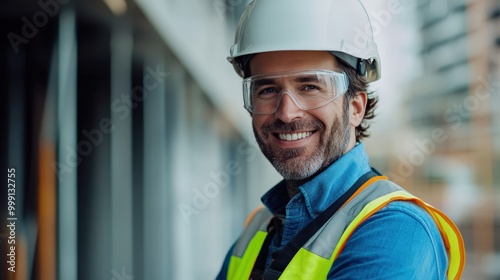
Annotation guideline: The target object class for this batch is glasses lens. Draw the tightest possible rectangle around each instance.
[242,70,349,114]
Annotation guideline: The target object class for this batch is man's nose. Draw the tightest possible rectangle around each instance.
[274,92,305,123]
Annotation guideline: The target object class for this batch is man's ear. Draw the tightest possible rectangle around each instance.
[349,92,367,127]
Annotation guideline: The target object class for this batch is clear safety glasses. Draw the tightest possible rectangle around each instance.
[242,69,349,114]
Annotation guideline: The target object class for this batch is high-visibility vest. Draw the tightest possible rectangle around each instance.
[227,176,465,280]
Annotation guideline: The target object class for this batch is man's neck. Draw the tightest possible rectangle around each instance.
[285,179,305,198]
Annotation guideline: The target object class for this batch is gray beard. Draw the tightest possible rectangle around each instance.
[253,100,352,181]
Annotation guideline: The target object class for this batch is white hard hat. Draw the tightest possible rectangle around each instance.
[228,0,381,82]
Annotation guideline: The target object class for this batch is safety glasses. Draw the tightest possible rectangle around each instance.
[242,69,349,114]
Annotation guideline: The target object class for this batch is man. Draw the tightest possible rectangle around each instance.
[217,0,465,279]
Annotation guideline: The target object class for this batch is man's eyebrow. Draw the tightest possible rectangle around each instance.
[253,78,276,87]
[294,75,320,83]
[252,74,321,87]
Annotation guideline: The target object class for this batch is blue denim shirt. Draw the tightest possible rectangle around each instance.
[216,143,448,279]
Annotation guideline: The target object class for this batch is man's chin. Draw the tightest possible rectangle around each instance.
[271,146,308,160]
[275,168,316,181]
[271,156,323,181]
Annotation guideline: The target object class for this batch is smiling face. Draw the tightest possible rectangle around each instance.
[249,51,365,181]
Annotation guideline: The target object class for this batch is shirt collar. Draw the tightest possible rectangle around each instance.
[261,143,371,219]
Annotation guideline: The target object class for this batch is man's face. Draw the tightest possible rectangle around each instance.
[249,51,357,181]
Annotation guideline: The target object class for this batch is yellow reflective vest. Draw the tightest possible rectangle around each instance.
[227,176,465,280]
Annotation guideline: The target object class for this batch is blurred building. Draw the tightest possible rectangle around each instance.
[1,0,278,279]
[403,0,500,278]
[3,0,499,279]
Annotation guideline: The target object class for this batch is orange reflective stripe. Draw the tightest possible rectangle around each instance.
[342,175,387,207]
[244,205,265,228]
[331,191,465,280]
[408,199,466,279]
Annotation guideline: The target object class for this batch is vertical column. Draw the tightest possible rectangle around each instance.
[110,19,134,275]
[37,20,60,280]
[6,30,28,280]
[168,62,191,280]
[142,51,171,279]
[57,7,78,280]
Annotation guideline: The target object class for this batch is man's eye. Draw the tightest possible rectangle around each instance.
[256,87,278,97]
[302,85,320,91]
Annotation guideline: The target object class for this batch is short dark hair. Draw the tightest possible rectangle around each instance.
[336,58,378,142]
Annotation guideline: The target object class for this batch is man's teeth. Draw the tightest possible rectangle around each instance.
[278,132,312,141]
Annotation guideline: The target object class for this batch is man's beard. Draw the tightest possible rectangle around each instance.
[253,101,351,181]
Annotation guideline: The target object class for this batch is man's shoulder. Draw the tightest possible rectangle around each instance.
[372,199,442,233]
[368,179,440,231]
[330,199,449,279]
[365,178,439,230]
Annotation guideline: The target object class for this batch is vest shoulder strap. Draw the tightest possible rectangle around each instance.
[227,207,273,280]
[233,207,273,258]
[279,179,465,279]
[264,170,384,279]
